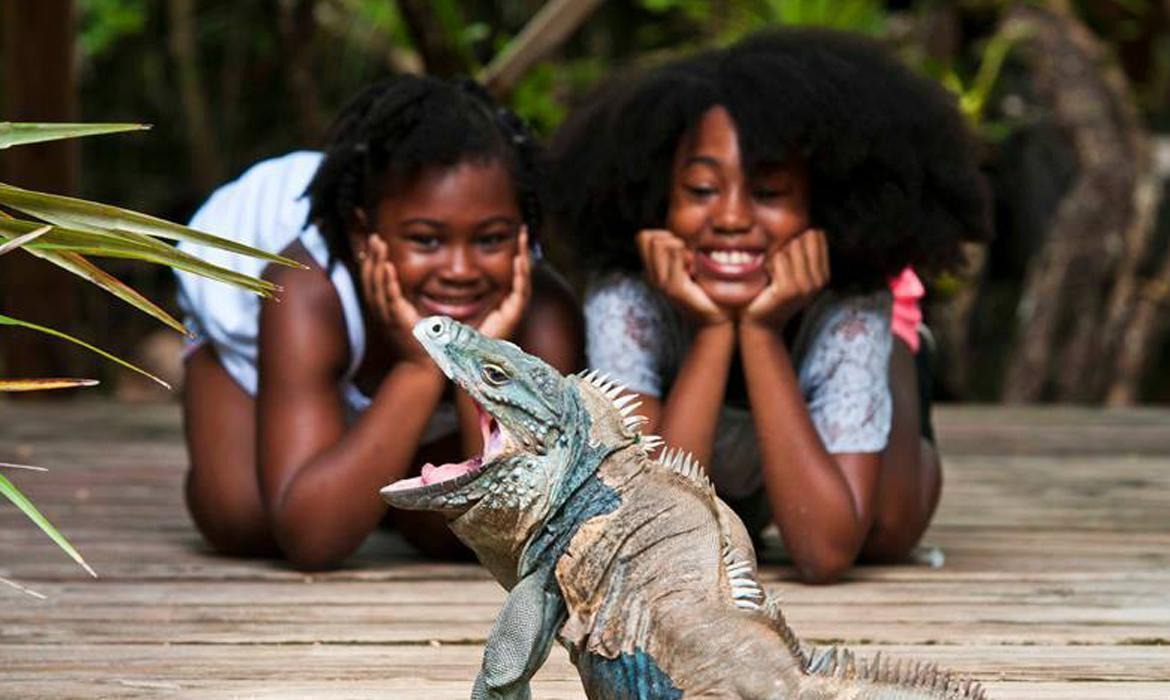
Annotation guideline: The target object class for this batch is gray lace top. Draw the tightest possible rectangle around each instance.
[583,273,893,499]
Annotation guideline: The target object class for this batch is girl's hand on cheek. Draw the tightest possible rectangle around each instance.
[478,227,532,340]
[360,235,431,367]
[742,228,830,330]
[637,229,731,326]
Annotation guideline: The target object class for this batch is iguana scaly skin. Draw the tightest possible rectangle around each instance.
[382,316,987,700]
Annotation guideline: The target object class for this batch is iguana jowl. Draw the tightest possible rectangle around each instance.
[382,316,987,700]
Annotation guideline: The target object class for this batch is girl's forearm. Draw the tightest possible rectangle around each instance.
[269,361,447,568]
[738,322,875,581]
[655,321,736,468]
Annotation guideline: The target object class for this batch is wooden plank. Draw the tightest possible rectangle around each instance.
[4,642,1170,680]
[1,400,1169,699]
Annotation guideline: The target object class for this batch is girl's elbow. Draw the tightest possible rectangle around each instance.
[271,513,349,572]
[796,557,852,585]
[281,539,346,572]
[791,544,856,585]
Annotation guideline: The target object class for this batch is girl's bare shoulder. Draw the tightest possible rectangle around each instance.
[259,240,349,369]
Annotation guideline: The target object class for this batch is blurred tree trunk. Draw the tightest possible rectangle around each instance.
[277,0,326,144]
[1001,5,1157,403]
[395,0,472,76]
[0,0,92,384]
[1106,140,1170,405]
[167,0,222,193]
[481,0,606,97]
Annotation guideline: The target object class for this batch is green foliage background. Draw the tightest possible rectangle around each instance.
[9,0,1170,401]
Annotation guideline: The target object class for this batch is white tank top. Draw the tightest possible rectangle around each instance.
[174,151,367,407]
[175,151,457,439]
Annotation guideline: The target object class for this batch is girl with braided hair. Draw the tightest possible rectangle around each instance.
[549,29,990,584]
[176,76,582,570]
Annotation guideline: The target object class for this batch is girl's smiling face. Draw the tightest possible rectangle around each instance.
[354,159,521,326]
[665,106,810,308]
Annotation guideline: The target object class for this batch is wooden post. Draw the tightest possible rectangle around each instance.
[0,0,92,383]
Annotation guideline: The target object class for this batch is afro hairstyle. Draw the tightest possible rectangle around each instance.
[546,27,992,292]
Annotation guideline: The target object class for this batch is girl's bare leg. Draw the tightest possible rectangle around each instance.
[185,343,470,561]
[182,344,278,556]
[859,338,942,562]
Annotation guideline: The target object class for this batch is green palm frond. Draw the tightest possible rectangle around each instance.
[0,313,164,387]
[0,378,100,392]
[0,182,301,269]
[0,472,96,579]
[0,122,148,149]
[0,122,302,593]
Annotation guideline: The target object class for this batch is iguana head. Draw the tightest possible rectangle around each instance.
[381,317,647,582]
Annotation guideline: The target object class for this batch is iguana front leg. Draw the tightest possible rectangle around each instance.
[471,567,566,700]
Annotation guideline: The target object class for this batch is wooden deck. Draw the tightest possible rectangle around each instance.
[1,401,1168,699]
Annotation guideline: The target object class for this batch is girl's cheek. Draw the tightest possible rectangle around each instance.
[666,207,704,245]
[485,252,516,288]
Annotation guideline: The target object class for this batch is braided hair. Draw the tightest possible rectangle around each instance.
[305,75,543,271]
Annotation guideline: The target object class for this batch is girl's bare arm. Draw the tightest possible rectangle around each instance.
[255,258,446,570]
[739,229,881,583]
[635,230,736,465]
[739,322,881,583]
[638,322,735,468]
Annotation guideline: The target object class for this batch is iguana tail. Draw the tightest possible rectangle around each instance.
[760,593,987,699]
[798,645,988,699]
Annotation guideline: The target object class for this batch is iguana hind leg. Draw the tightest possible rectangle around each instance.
[471,567,565,700]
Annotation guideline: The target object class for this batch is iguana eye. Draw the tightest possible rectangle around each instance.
[481,363,510,386]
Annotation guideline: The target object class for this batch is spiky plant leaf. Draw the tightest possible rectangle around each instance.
[0,378,99,392]
[15,245,189,335]
[0,182,302,268]
[0,574,45,599]
[0,313,167,388]
[0,221,281,298]
[0,473,95,578]
[0,224,51,255]
[0,122,148,149]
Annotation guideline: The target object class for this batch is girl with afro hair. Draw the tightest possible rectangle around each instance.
[176,76,582,570]
[548,28,990,584]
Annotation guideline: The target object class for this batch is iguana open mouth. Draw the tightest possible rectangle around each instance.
[381,400,508,496]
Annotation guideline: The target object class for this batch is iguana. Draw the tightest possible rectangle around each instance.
[382,316,987,700]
